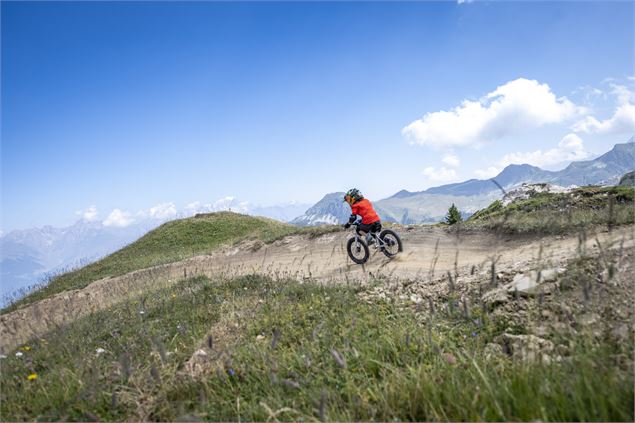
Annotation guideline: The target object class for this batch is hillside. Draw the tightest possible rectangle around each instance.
[3,212,336,312]
[619,170,635,186]
[1,215,633,420]
[1,189,634,421]
[0,201,313,304]
[466,185,635,233]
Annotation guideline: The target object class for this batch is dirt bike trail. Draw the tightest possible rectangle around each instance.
[1,225,632,353]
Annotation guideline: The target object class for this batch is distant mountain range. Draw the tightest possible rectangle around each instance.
[294,139,635,226]
[1,200,310,303]
[1,220,158,302]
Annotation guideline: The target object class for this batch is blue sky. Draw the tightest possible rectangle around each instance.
[2,1,634,231]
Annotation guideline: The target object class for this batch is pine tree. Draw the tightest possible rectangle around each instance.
[445,203,462,225]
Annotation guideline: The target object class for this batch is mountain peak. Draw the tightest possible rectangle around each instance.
[389,189,415,199]
[291,192,349,226]
[492,163,549,188]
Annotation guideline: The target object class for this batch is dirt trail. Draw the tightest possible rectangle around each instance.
[1,225,633,353]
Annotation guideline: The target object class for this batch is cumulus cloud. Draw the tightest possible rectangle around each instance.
[573,104,635,134]
[474,133,590,178]
[422,166,458,183]
[499,133,590,168]
[572,102,635,135]
[573,81,635,135]
[403,78,584,148]
[77,205,99,222]
[148,202,177,219]
[103,209,135,227]
[442,154,460,167]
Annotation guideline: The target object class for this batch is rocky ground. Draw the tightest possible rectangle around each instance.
[358,226,635,370]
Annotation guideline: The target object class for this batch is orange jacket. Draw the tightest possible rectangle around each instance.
[351,198,381,225]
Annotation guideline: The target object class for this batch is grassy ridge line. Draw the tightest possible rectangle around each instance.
[3,212,338,314]
[1,275,632,421]
[464,185,635,234]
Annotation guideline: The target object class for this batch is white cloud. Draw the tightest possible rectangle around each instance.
[572,81,635,135]
[498,133,590,168]
[573,103,635,135]
[77,205,99,222]
[185,201,202,215]
[103,209,135,227]
[572,85,605,104]
[183,197,251,216]
[422,166,458,183]
[403,78,584,148]
[148,202,177,219]
[442,154,460,167]
[610,82,635,105]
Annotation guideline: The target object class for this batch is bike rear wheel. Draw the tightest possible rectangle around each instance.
[346,237,369,264]
[379,229,403,258]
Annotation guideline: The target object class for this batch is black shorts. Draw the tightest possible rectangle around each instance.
[356,221,381,235]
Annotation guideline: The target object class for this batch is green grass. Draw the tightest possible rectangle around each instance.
[2,275,632,422]
[2,212,339,313]
[465,185,635,234]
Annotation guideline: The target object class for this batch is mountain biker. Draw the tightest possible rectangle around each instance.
[343,188,382,245]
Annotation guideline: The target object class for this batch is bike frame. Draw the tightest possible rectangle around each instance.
[350,223,387,250]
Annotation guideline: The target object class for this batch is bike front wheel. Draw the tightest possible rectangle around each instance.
[346,237,370,264]
[379,229,403,258]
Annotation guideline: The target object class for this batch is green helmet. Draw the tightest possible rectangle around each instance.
[344,188,364,204]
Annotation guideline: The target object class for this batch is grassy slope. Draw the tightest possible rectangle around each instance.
[2,274,632,421]
[465,185,635,234]
[3,212,337,313]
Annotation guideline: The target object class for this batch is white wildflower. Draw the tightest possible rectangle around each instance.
[96,348,106,355]
[15,351,23,358]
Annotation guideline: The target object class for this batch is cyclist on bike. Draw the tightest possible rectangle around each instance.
[343,188,382,244]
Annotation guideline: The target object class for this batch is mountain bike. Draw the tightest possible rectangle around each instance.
[346,222,403,264]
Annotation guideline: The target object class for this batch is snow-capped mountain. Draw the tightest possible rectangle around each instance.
[178,197,311,222]
[183,197,310,223]
[291,192,350,226]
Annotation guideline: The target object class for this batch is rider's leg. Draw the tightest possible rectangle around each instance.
[357,223,374,244]
[370,222,382,246]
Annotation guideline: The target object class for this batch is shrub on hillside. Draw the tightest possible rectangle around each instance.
[445,203,463,225]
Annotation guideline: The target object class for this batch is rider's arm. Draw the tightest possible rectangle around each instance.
[344,214,360,228]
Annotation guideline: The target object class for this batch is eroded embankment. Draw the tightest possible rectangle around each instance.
[1,225,633,353]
